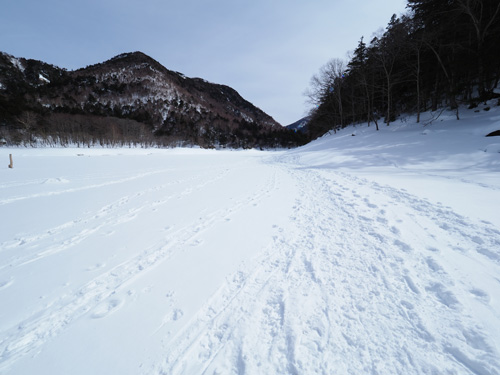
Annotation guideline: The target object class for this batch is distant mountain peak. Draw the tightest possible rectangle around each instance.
[286,116,310,133]
[112,51,149,60]
[0,50,307,148]
[107,51,163,67]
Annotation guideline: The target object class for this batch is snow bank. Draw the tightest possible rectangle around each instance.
[288,106,500,227]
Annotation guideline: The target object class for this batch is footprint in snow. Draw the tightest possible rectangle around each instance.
[400,300,415,310]
[364,198,378,209]
[470,236,485,245]
[86,263,106,272]
[403,275,420,294]
[189,239,204,247]
[461,328,494,352]
[358,215,372,222]
[368,231,385,243]
[171,309,184,321]
[394,239,411,252]
[439,222,451,231]
[91,298,124,319]
[391,226,401,236]
[0,279,13,290]
[165,290,175,298]
[476,247,500,262]
[161,308,184,324]
[425,283,460,309]
[425,257,443,273]
[469,288,490,304]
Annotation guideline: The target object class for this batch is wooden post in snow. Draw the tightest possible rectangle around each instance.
[8,154,13,169]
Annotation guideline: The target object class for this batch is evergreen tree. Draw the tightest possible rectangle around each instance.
[306,0,500,138]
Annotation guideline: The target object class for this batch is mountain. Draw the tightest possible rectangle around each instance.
[286,116,310,133]
[0,51,306,148]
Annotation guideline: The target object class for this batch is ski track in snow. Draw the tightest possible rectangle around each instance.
[0,168,176,206]
[153,154,500,375]
[0,167,227,267]
[0,159,279,372]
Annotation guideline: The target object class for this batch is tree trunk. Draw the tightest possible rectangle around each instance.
[365,83,371,126]
[416,47,421,123]
[386,77,391,126]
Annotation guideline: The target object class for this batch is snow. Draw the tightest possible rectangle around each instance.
[1,106,500,374]
[8,56,25,72]
[241,112,255,123]
[38,74,50,83]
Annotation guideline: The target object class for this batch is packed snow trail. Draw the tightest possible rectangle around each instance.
[154,153,500,375]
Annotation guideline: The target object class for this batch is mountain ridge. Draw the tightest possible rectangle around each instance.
[0,51,306,148]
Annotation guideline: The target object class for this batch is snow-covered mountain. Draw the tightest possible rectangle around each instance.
[286,115,310,133]
[0,51,305,148]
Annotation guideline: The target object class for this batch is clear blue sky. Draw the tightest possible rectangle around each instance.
[1,0,407,125]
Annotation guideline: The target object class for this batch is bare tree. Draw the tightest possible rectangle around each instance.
[16,111,39,145]
[306,58,346,128]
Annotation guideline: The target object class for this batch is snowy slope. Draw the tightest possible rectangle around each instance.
[0,105,499,374]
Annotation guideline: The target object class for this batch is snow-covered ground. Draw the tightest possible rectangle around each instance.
[1,105,499,374]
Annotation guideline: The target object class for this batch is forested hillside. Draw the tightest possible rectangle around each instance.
[0,52,306,148]
[306,0,500,138]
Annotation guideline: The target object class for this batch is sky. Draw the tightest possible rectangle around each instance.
[0,0,408,125]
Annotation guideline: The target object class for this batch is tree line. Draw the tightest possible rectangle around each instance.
[306,0,500,138]
[1,103,305,149]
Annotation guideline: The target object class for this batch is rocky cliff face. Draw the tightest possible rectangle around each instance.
[0,51,305,148]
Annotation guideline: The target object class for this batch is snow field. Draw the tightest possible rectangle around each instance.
[1,106,500,374]
[157,160,500,374]
[0,150,293,373]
